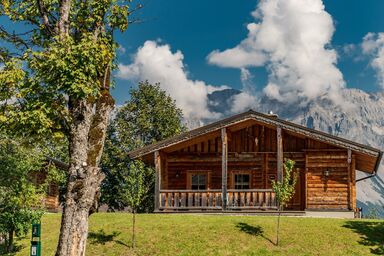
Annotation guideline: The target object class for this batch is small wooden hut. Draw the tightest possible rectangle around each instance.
[129,110,383,217]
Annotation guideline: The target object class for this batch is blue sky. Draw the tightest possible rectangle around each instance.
[113,0,384,107]
[2,0,383,119]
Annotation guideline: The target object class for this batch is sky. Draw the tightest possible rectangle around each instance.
[114,0,384,115]
[2,0,384,120]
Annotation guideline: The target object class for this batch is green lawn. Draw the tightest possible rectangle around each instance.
[6,213,384,256]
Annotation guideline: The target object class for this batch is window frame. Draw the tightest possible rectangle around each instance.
[187,170,211,190]
[231,171,252,190]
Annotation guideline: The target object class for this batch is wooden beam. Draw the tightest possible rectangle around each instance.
[347,149,352,210]
[260,126,265,152]
[154,151,161,211]
[277,127,283,182]
[305,154,308,210]
[264,153,268,189]
[221,127,228,211]
[351,155,356,210]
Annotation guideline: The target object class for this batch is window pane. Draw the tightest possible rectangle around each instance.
[192,174,198,185]
[191,174,207,190]
[234,174,250,189]
[198,175,206,186]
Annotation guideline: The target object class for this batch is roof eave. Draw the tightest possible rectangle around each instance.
[128,110,382,160]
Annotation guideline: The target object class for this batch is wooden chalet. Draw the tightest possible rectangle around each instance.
[29,157,67,212]
[128,110,383,216]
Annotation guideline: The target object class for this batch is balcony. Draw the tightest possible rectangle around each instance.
[158,189,277,211]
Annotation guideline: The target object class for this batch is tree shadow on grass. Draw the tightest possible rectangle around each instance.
[88,229,129,247]
[236,222,275,245]
[343,221,384,255]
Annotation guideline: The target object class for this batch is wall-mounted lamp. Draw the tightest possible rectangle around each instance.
[175,171,180,178]
[323,169,331,177]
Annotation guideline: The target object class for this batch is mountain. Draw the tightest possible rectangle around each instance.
[203,88,384,217]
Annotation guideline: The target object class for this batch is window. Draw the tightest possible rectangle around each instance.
[191,174,207,190]
[234,174,250,189]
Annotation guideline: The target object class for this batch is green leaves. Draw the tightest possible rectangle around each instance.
[115,81,186,150]
[0,136,45,247]
[101,81,185,212]
[121,160,150,210]
[0,0,132,140]
[272,159,298,209]
[28,35,115,98]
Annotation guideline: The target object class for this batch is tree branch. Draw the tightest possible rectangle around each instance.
[36,0,54,35]
[0,26,32,49]
[57,0,71,37]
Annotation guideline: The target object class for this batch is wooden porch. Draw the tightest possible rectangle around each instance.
[159,189,277,211]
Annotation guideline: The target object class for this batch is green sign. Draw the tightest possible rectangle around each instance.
[30,223,41,256]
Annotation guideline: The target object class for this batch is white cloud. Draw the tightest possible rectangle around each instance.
[207,0,345,104]
[117,40,228,120]
[231,92,258,113]
[362,32,384,88]
[227,68,259,113]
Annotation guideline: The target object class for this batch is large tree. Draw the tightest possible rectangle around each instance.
[0,1,137,255]
[101,81,186,212]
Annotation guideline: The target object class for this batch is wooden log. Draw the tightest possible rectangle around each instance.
[154,151,161,211]
[174,193,179,208]
[221,127,228,210]
[307,184,348,188]
[265,192,270,207]
[160,193,165,207]
[181,193,186,207]
[306,163,348,168]
[241,192,246,206]
[202,193,207,207]
[277,127,283,182]
[258,192,264,206]
[228,193,233,207]
[271,192,276,207]
[209,192,213,207]
[351,155,356,210]
[194,193,200,207]
[246,192,251,206]
[188,193,193,207]
[217,193,222,207]
[252,192,257,206]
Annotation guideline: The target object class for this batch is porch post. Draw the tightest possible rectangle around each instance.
[347,149,352,210]
[221,127,228,211]
[277,127,283,182]
[154,150,161,212]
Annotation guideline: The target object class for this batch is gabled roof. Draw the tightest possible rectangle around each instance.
[128,110,383,174]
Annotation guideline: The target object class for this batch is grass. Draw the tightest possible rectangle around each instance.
[4,213,384,256]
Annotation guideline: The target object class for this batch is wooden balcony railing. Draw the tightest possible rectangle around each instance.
[159,189,277,210]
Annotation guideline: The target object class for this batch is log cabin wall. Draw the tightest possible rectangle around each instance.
[305,151,353,210]
[163,123,356,211]
[30,171,60,212]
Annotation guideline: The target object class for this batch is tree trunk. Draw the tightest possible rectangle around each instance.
[7,230,14,253]
[276,205,282,246]
[132,209,136,248]
[55,91,114,256]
